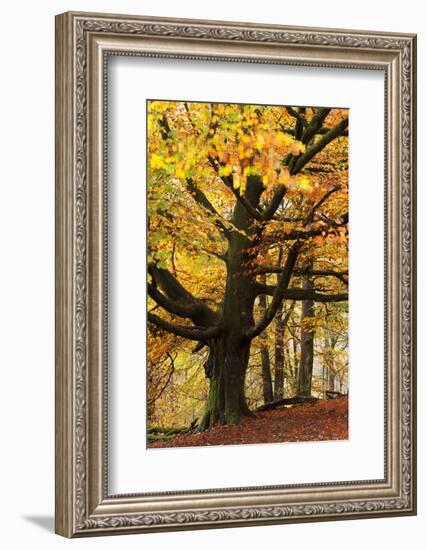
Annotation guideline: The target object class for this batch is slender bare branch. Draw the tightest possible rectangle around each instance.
[305,185,341,224]
[317,212,349,227]
[184,178,230,235]
[147,352,176,405]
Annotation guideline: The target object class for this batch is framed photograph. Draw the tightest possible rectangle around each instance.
[55,11,417,537]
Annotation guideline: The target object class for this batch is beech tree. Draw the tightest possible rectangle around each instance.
[147,101,349,429]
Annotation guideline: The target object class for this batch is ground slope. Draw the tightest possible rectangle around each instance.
[148,396,348,449]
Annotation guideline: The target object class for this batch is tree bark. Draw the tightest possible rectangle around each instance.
[258,276,273,404]
[200,337,255,429]
[256,395,317,412]
[297,275,315,397]
[328,370,336,392]
[326,335,338,392]
[273,303,285,400]
[272,245,285,400]
[200,179,263,429]
[261,346,274,404]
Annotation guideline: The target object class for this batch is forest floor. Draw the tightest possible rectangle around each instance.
[148,396,348,448]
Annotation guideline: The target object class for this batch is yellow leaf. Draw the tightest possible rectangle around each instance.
[150,153,164,170]
[232,172,240,190]
[290,140,306,155]
[255,134,265,151]
[277,167,291,185]
[174,167,185,179]
[298,175,313,192]
[220,165,233,177]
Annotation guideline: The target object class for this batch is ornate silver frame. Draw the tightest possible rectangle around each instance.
[55,11,417,537]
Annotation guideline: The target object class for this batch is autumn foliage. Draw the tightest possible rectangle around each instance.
[147,100,349,445]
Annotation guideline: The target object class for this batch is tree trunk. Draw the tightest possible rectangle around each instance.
[284,342,294,396]
[258,276,273,404]
[325,335,337,393]
[261,346,273,404]
[273,304,285,400]
[297,276,315,397]
[200,336,254,429]
[273,246,285,400]
[200,178,263,429]
[328,370,335,392]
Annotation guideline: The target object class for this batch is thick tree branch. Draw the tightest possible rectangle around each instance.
[318,126,348,137]
[300,270,348,285]
[148,283,201,318]
[291,117,349,174]
[254,267,348,285]
[294,107,306,140]
[148,313,220,341]
[278,227,336,241]
[260,185,287,221]
[286,106,306,124]
[287,108,331,173]
[255,284,348,302]
[214,168,265,222]
[285,289,348,302]
[149,264,218,325]
[302,108,331,144]
[271,211,348,242]
[256,395,317,412]
[306,270,348,285]
[205,155,266,224]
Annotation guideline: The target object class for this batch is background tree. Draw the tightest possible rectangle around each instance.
[297,274,315,397]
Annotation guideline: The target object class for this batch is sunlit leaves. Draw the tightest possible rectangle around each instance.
[148,101,311,196]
